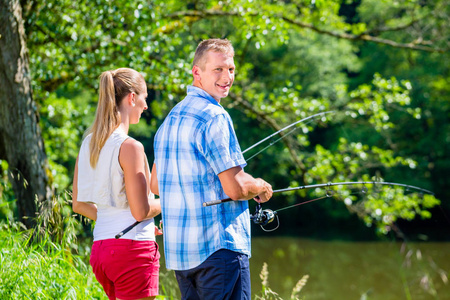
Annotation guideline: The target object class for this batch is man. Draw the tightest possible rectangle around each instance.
[151,38,273,300]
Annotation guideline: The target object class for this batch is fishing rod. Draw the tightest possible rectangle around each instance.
[202,181,434,207]
[115,221,140,239]
[242,111,334,154]
[115,111,333,238]
[231,181,435,232]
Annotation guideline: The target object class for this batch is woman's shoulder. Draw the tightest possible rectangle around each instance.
[119,138,146,172]
[120,137,144,155]
[81,132,93,144]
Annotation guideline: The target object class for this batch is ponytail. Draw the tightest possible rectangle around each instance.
[87,68,145,168]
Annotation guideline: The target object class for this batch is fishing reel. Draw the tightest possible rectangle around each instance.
[250,203,279,232]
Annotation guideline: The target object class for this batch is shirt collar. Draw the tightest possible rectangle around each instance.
[187,85,221,106]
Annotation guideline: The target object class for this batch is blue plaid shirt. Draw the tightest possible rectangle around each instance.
[154,86,250,270]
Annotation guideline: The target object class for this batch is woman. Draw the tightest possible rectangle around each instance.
[72,68,161,300]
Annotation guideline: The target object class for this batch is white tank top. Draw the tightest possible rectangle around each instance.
[77,127,155,241]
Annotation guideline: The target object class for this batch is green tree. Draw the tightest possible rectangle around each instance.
[0,0,52,227]
[3,0,447,236]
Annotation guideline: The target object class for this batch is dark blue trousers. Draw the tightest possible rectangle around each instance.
[175,249,251,300]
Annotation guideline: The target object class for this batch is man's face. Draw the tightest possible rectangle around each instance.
[194,51,235,102]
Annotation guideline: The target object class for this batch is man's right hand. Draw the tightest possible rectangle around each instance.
[253,179,273,203]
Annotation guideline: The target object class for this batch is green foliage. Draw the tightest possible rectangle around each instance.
[357,0,449,49]
[0,216,104,299]
[15,0,448,238]
[1,213,305,299]
[33,193,85,250]
[0,160,16,221]
[346,74,418,131]
[158,270,181,300]
[0,196,174,299]
[40,91,94,191]
[360,192,440,235]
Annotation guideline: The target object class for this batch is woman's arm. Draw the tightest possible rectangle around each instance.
[120,139,161,222]
[72,156,98,220]
[150,163,159,196]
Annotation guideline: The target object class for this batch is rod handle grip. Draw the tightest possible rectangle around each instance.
[115,221,141,239]
[203,198,232,207]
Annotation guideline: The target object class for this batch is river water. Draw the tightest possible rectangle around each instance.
[158,236,450,299]
[249,237,450,300]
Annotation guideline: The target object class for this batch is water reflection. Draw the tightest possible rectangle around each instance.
[250,237,450,300]
[156,236,449,299]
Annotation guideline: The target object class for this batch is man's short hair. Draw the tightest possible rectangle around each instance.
[193,39,235,70]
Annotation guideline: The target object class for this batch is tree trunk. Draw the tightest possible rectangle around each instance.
[0,0,52,227]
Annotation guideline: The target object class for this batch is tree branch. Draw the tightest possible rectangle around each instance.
[282,16,446,53]
[366,19,418,35]
[167,9,447,53]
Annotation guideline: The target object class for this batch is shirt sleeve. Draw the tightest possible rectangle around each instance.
[202,113,247,175]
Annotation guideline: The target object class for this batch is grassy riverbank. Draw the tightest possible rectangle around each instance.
[0,221,305,300]
[0,223,105,299]
[0,193,307,299]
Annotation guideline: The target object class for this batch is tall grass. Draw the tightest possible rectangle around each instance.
[0,192,107,300]
[255,262,308,300]
[0,222,105,299]
[0,194,307,299]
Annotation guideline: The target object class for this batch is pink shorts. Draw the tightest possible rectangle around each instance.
[90,239,160,300]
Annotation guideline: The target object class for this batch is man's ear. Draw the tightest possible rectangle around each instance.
[192,65,201,81]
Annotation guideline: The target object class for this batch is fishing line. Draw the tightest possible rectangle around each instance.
[272,186,362,213]
[255,189,364,231]
[274,195,329,213]
[244,118,317,161]
[438,205,450,225]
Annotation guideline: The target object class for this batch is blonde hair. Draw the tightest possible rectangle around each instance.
[193,38,234,70]
[88,68,145,167]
